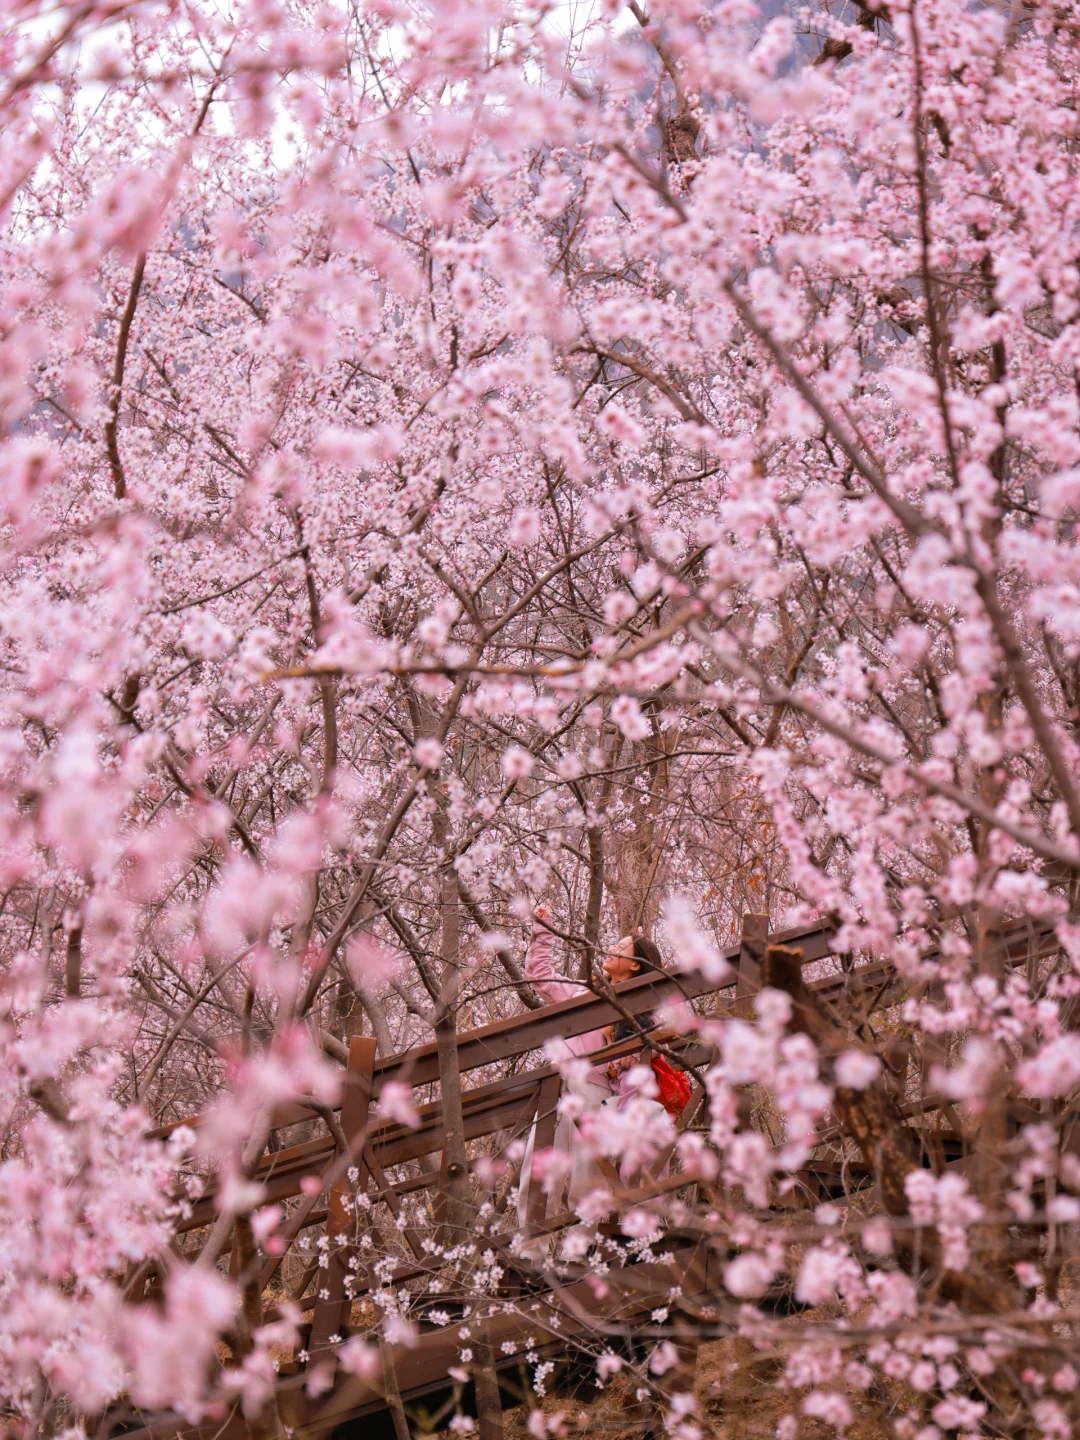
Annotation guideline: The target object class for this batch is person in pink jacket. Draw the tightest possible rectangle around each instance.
[522,905,628,1082]
[516,905,655,1234]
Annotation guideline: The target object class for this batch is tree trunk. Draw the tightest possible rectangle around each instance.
[434,814,504,1440]
[608,700,674,939]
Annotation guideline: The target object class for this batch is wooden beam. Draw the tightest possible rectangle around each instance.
[176,1040,716,1231]
[149,919,841,1141]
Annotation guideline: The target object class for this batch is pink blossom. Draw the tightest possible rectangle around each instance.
[508,508,542,547]
[610,696,651,742]
[378,1082,420,1129]
[932,1398,987,1430]
[620,1208,662,1240]
[795,1245,863,1308]
[649,1342,679,1376]
[576,1187,616,1221]
[1017,1035,1080,1098]
[909,1362,936,1392]
[595,403,645,449]
[802,1392,852,1431]
[501,746,535,780]
[724,1252,778,1298]
[128,1268,236,1417]
[834,1051,881,1089]
[596,1353,623,1380]
[339,1338,381,1380]
[931,1037,1003,1112]
[663,895,733,984]
[251,1205,282,1243]
[347,935,403,984]
[861,1217,893,1256]
[414,738,445,769]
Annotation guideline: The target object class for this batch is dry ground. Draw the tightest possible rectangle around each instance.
[497,1336,899,1440]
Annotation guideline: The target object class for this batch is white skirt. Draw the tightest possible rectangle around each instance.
[516,1080,610,1229]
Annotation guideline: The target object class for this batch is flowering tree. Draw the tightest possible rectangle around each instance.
[3,0,1080,1435]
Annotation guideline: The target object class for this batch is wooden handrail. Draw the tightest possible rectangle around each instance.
[150,917,1058,1143]
[150,919,837,1140]
[175,1032,716,1229]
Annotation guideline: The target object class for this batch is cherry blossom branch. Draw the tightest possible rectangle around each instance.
[103,252,146,501]
[691,623,1080,874]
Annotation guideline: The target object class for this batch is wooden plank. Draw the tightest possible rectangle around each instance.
[596,1156,625,1192]
[525,1075,561,1233]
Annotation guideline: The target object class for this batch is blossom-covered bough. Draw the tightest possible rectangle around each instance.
[2,0,1080,1435]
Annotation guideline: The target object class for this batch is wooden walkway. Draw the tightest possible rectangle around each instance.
[118,914,1058,1439]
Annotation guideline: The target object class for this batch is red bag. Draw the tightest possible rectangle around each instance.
[650,1055,693,1117]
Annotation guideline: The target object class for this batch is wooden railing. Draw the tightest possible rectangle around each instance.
[121,914,1061,1440]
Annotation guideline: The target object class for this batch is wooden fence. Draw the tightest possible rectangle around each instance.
[118,914,1060,1440]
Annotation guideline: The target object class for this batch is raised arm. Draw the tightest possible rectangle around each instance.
[524,908,584,1006]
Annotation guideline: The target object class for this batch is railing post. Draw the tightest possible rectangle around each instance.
[735,913,769,1015]
[525,1074,563,1234]
[308,1035,377,1378]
